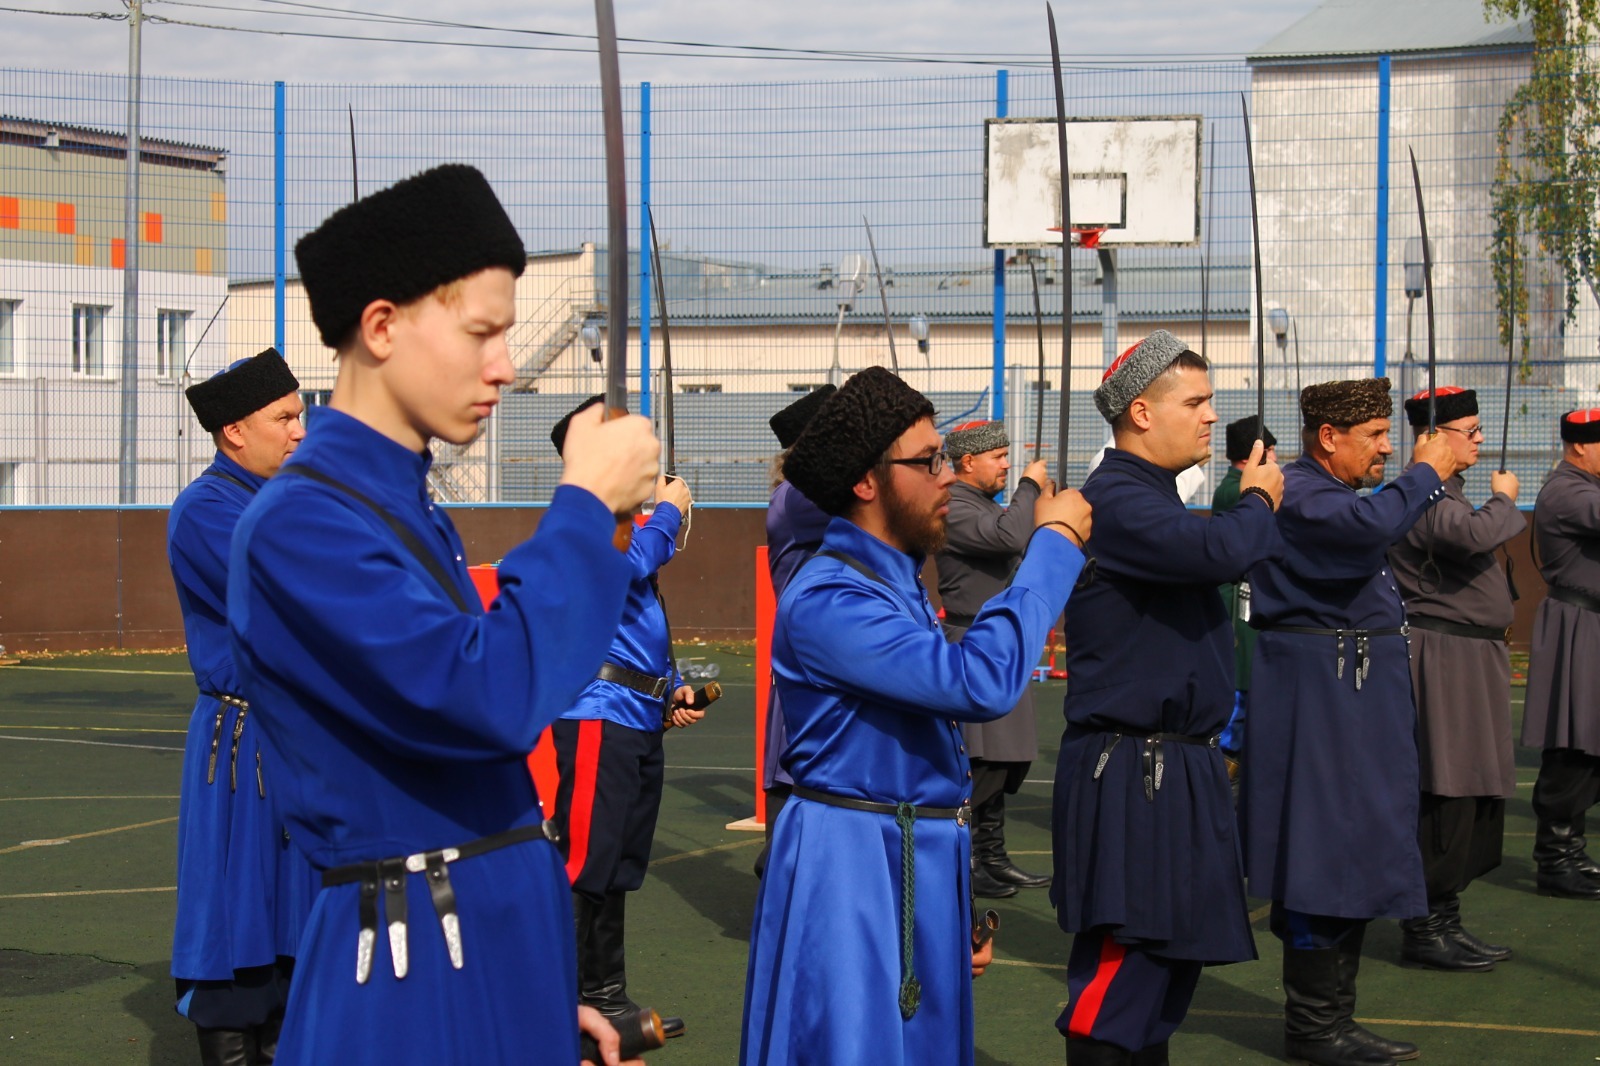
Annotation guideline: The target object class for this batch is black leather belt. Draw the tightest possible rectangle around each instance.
[321,820,561,984]
[1252,623,1410,690]
[1088,729,1220,803]
[1407,615,1508,642]
[597,662,672,700]
[1547,584,1600,613]
[792,784,972,826]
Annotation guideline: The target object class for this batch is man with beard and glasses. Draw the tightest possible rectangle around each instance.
[740,366,1092,1066]
[1051,331,1284,1066]
[1243,378,1462,1066]
[935,420,1053,900]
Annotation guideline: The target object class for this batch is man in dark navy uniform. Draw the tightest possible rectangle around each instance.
[169,349,314,1065]
[228,165,659,1065]
[1052,331,1283,1066]
[1244,378,1461,1066]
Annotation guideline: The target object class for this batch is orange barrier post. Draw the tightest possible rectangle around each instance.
[726,546,774,831]
[468,564,560,820]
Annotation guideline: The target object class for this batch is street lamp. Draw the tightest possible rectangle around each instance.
[581,316,603,364]
[908,313,930,361]
[1403,237,1428,462]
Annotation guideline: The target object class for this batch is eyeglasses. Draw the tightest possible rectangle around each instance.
[885,451,948,476]
[1437,424,1485,440]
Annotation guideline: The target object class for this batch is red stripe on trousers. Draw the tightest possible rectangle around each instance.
[1067,937,1127,1038]
[563,720,604,885]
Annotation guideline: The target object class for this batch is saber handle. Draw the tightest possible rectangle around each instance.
[579,1007,679,1062]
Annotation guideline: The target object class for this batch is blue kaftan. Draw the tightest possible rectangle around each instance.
[762,480,832,791]
[228,409,631,1064]
[741,517,1083,1066]
[1241,454,1445,920]
[168,451,316,984]
[1053,449,1281,962]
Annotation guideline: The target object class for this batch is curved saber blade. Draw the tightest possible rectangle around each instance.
[862,216,900,375]
[1028,259,1046,462]
[1500,224,1515,473]
[1201,133,1215,359]
[1047,2,1072,486]
[347,104,358,202]
[594,0,629,416]
[647,206,675,474]
[1241,93,1266,441]
[1408,148,1437,432]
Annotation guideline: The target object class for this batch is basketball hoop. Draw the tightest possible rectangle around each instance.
[1046,225,1109,250]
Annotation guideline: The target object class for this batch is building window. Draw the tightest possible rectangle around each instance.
[788,383,826,393]
[0,463,12,505]
[156,309,189,379]
[0,300,17,374]
[72,304,109,375]
[680,383,722,394]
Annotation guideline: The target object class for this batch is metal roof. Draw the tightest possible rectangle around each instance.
[1248,0,1532,62]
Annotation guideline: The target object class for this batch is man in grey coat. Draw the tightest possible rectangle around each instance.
[1389,386,1524,968]
[1521,408,1600,900]
[935,420,1051,898]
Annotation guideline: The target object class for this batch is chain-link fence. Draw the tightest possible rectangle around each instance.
[2,52,1595,506]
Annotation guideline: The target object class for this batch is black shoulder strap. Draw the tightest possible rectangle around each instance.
[812,547,888,586]
[203,468,257,495]
[276,465,472,615]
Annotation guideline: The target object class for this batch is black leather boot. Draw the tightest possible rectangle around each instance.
[1065,1036,1133,1065]
[1534,821,1600,899]
[969,798,1018,899]
[576,892,641,1017]
[1569,814,1600,878]
[196,1028,250,1066]
[1335,928,1418,1061]
[251,1013,281,1065]
[1282,946,1396,1066]
[976,792,1050,889]
[1436,893,1511,962]
[1399,908,1495,971]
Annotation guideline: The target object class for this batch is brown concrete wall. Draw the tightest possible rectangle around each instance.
[0,507,1552,654]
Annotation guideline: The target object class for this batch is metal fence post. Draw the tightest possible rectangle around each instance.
[274,81,286,358]
[1374,55,1391,377]
[992,69,1008,424]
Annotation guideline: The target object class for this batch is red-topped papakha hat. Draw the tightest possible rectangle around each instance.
[1560,408,1600,444]
[1403,386,1477,428]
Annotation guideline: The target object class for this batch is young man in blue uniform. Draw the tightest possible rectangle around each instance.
[1052,331,1284,1066]
[547,397,704,1025]
[1243,378,1461,1066]
[757,384,836,875]
[227,164,659,1066]
[740,366,1093,1066]
[169,348,313,1065]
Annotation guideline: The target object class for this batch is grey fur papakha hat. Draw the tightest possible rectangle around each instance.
[942,420,1009,459]
[782,367,936,516]
[1093,330,1195,422]
[1300,378,1393,430]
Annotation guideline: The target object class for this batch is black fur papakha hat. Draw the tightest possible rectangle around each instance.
[1224,416,1276,463]
[769,385,837,449]
[550,395,604,457]
[185,348,300,433]
[1560,408,1600,444]
[294,164,527,348]
[1404,386,1478,429]
[1300,378,1393,431]
[943,420,1009,459]
[783,367,935,516]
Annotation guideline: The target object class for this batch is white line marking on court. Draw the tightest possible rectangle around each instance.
[0,815,177,855]
[5,665,190,677]
[0,795,180,801]
[0,724,185,734]
[0,734,182,752]
[0,886,176,901]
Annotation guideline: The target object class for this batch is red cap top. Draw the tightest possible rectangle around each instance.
[950,420,992,432]
[1566,408,1600,424]
[1102,341,1141,382]
[1409,385,1466,402]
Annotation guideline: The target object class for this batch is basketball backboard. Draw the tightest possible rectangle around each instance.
[984,116,1202,248]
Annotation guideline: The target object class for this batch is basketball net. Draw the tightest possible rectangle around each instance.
[1047,225,1108,250]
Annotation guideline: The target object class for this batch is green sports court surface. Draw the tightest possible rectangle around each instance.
[1,647,1595,1064]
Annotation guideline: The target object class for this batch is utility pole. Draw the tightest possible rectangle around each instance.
[118,0,143,503]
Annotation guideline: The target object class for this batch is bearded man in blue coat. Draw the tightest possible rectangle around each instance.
[169,348,315,1065]
[227,165,660,1066]
[1243,378,1462,1066]
[1051,331,1284,1066]
[740,366,1093,1066]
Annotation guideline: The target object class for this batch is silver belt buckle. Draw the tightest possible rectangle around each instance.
[956,804,972,827]
[650,676,670,700]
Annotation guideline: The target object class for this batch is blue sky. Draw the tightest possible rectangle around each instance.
[4,0,1324,84]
